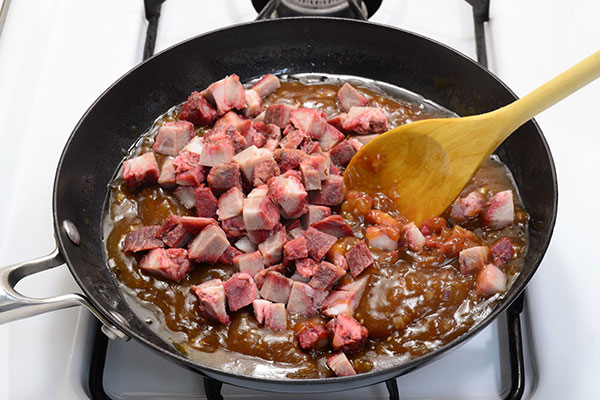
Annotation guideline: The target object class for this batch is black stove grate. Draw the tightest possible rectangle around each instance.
[89,1,527,399]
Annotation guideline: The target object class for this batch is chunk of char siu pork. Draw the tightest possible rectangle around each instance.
[195,187,218,218]
[332,252,349,272]
[280,125,307,150]
[273,148,307,173]
[459,245,490,275]
[345,241,373,277]
[243,186,280,231]
[176,216,217,233]
[212,111,251,136]
[307,175,346,206]
[287,220,306,239]
[483,190,515,229]
[252,299,269,324]
[283,236,308,261]
[327,353,356,377]
[254,263,287,289]
[318,125,345,152]
[207,162,242,193]
[241,89,264,118]
[450,190,486,222]
[233,145,275,184]
[309,261,346,291]
[265,124,282,151]
[301,205,332,229]
[258,226,288,265]
[234,235,257,253]
[189,136,235,167]
[158,158,177,188]
[298,322,328,350]
[223,272,259,311]
[251,74,281,98]
[139,248,191,281]
[295,257,318,279]
[218,245,243,265]
[217,187,245,220]
[311,215,353,238]
[154,215,190,248]
[476,264,507,297]
[255,301,288,331]
[286,281,326,317]
[233,251,265,277]
[299,162,322,191]
[252,158,280,187]
[264,104,294,129]
[246,226,276,245]
[179,91,217,126]
[172,151,207,186]
[122,152,160,188]
[330,140,357,167]
[152,120,194,156]
[303,227,338,261]
[191,279,230,325]
[290,108,328,139]
[491,237,514,266]
[259,271,293,303]
[321,275,369,318]
[201,74,246,116]
[365,225,400,251]
[402,222,426,252]
[188,224,229,263]
[326,314,368,354]
[267,174,308,219]
[221,215,246,239]
[123,226,163,252]
[340,106,389,134]
[337,83,369,112]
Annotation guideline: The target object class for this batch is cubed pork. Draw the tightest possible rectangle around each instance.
[176,216,217,233]
[273,148,307,173]
[202,74,246,116]
[341,106,389,134]
[301,205,332,229]
[365,225,400,251]
[122,226,163,252]
[298,322,328,350]
[283,236,308,260]
[303,227,338,261]
[223,272,259,311]
[217,187,245,220]
[195,187,218,218]
[330,140,357,167]
[221,215,246,238]
[265,123,281,151]
[207,162,242,192]
[254,263,287,289]
[179,91,217,126]
[197,138,235,167]
[263,302,288,331]
[155,216,190,248]
[332,252,349,272]
[321,275,369,317]
[337,83,369,112]
[280,125,307,149]
[459,246,490,275]
[286,281,324,317]
[259,271,293,303]
[246,227,275,245]
[307,175,345,206]
[450,190,486,222]
[172,150,207,186]
[252,158,280,187]
[264,104,294,129]
[290,108,328,139]
[252,299,270,324]
[122,152,160,188]
[191,279,230,325]
[326,314,368,354]
[188,224,229,263]
[251,74,281,98]
[218,245,243,265]
[476,264,507,297]
[233,145,275,183]
[267,174,308,219]
[402,222,426,252]
[295,257,319,279]
[309,261,346,291]
[318,124,345,152]
[158,158,177,188]
[233,251,265,277]
[327,353,356,377]
[234,236,257,253]
[491,237,514,266]
[258,226,288,265]
[483,190,515,229]
[212,111,251,134]
[152,121,194,156]
[345,241,373,277]
[311,215,353,238]
[139,248,191,281]
[243,187,280,231]
[241,89,263,118]
[299,162,322,191]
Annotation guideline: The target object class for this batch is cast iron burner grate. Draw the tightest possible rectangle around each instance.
[89,1,526,399]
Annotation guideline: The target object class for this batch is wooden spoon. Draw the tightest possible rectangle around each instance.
[344,50,600,225]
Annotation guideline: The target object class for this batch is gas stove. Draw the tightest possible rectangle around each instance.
[1,1,599,399]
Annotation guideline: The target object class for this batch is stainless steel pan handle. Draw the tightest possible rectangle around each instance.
[0,247,128,340]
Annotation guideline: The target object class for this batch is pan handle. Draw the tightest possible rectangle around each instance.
[0,247,129,340]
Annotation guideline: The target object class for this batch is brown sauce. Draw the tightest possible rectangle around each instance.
[104,77,528,378]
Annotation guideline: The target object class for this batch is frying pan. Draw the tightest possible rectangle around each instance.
[0,17,557,393]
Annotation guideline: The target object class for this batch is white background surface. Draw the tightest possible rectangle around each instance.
[1,0,599,398]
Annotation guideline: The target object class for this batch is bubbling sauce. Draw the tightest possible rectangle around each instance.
[104,75,528,378]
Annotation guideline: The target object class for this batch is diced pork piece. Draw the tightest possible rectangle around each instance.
[290,108,328,139]
[301,205,332,229]
[312,215,353,238]
[197,138,235,167]
[365,225,400,251]
[176,216,217,233]
[348,138,363,151]
[259,271,293,303]
[307,175,346,206]
[218,245,243,265]
[233,251,265,277]
[330,140,357,167]
[188,224,229,263]
[252,299,270,324]
[299,162,322,191]
[221,215,246,238]
[300,138,321,154]
[155,216,190,248]
[283,236,308,260]
[279,125,306,149]
[483,190,515,229]
[191,279,230,325]
[286,281,323,317]
[298,322,328,350]
[158,158,177,188]
[337,83,369,113]
[322,275,369,317]
[246,227,274,245]
[258,226,288,265]
[242,189,280,231]
[234,236,257,253]
[241,89,263,118]
[179,91,217,126]
[195,187,218,218]
[267,174,308,219]
[264,104,294,129]
[295,257,319,278]
[223,272,259,311]
[327,352,356,377]
[402,222,426,252]
[122,152,160,188]
[288,225,306,240]
[327,114,345,131]
[254,263,287,289]
[309,261,346,291]
[265,123,281,151]
[171,150,206,186]
[289,271,310,283]
[252,158,280,187]
[212,111,250,133]
[202,74,246,116]
[332,252,349,271]
[476,264,507,297]
[458,246,490,275]
[251,74,281,98]
[123,226,163,252]
[303,227,338,261]
[326,314,368,354]
[152,121,194,156]
[273,148,307,173]
[263,302,288,331]
[329,162,342,176]
[491,237,514,266]
[207,163,242,193]
[341,106,389,134]
[352,133,379,145]
[217,187,245,220]
[345,241,373,277]
[450,191,486,222]
[318,124,345,152]
[139,248,191,281]
[233,145,275,183]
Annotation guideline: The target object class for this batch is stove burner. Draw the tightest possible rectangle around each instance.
[252,0,382,19]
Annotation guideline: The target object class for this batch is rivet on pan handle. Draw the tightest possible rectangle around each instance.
[0,247,129,341]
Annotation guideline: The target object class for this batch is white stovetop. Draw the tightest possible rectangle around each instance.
[1,1,599,399]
